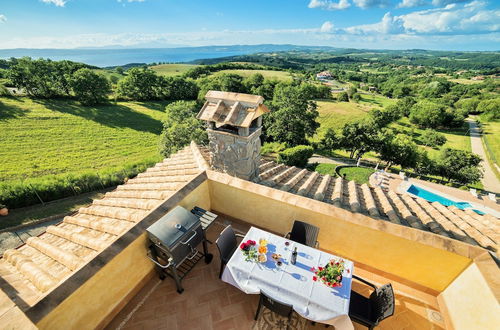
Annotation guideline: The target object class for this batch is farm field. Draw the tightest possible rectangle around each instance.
[312,100,372,141]
[390,117,471,158]
[150,63,200,76]
[213,69,293,81]
[0,97,167,183]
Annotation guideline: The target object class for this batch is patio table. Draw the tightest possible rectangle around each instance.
[221,226,354,329]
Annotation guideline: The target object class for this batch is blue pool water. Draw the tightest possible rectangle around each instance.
[407,185,484,214]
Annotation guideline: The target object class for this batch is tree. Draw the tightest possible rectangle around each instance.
[436,148,483,184]
[243,73,264,93]
[409,100,447,128]
[454,98,479,114]
[117,67,161,100]
[352,93,361,102]
[420,129,447,148]
[319,128,341,151]
[115,67,124,75]
[70,68,111,105]
[378,133,418,169]
[339,120,378,159]
[264,84,319,146]
[159,101,207,157]
[476,98,500,120]
[337,92,349,102]
[396,97,416,117]
[161,76,199,100]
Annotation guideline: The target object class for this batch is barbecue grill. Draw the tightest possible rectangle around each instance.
[146,206,213,293]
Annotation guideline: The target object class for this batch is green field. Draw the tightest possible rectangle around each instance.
[312,100,372,141]
[149,63,200,76]
[481,120,500,177]
[390,117,471,158]
[213,69,293,81]
[338,166,374,184]
[0,97,167,183]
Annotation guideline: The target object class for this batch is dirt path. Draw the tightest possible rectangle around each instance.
[467,118,500,194]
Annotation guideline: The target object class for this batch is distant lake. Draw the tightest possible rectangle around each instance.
[0,47,256,67]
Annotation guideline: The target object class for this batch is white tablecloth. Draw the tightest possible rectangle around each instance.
[221,227,354,329]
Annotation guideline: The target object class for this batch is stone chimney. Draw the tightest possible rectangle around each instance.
[196,90,270,181]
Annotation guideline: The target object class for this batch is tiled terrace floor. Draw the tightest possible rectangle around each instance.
[106,218,445,330]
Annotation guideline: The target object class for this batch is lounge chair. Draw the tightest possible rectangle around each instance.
[488,193,497,203]
[470,189,478,198]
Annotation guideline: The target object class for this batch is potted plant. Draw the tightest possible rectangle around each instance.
[311,259,348,288]
[0,204,8,216]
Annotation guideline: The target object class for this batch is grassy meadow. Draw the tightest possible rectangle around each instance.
[213,69,293,81]
[0,97,166,184]
[390,117,471,159]
[480,120,500,178]
[312,100,372,141]
[149,63,200,76]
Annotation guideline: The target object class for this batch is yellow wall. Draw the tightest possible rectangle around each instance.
[36,181,210,330]
[438,263,500,330]
[208,179,471,292]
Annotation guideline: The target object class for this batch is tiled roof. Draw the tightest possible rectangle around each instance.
[1,142,498,315]
[0,144,208,309]
[254,159,500,253]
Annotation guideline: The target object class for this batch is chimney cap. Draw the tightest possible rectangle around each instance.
[196,90,270,128]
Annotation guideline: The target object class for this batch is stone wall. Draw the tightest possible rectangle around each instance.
[208,128,261,181]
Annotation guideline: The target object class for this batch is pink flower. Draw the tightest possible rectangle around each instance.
[240,243,249,251]
[310,267,315,272]
[318,266,323,271]
[313,276,317,281]
[336,276,341,281]
[247,240,256,246]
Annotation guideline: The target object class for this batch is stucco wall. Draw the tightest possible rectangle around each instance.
[36,181,211,330]
[208,177,471,292]
[438,263,500,330]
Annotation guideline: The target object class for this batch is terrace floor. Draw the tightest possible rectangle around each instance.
[106,217,446,330]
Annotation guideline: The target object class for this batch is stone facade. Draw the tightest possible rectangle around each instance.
[208,128,261,181]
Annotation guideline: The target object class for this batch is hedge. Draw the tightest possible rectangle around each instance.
[277,145,314,168]
[0,158,159,209]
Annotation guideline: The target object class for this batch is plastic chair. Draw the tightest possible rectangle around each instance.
[254,291,294,330]
[349,275,395,329]
[215,225,244,278]
[285,220,319,248]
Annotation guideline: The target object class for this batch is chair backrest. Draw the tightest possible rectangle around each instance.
[215,225,237,262]
[289,220,319,247]
[370,283,395,324]
[260,291,293,318]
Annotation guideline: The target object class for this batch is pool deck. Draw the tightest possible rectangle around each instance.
[371,172,500,216]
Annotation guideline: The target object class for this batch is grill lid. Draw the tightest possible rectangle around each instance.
[146,206,200,248]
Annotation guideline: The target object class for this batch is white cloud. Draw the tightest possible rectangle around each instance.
[352,0,390,8]
[397,0,428,8]
[0,15,6,23]
[117,0,146,2]
[41,0,67,7]
[340,1,499,35]
[308,0,351,10]
[320,21,335,32]
[432,0,470,5]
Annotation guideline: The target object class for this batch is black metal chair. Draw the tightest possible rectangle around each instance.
[285,220,319,248]
[349,275,395,329]
[215,225,244,279]
[254,291,294,330]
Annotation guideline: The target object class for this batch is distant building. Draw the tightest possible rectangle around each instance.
[368,86,378,92]
[456,70,467,75]
[471,75,485,81]
[316,70,333,80]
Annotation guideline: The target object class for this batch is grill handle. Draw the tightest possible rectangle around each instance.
[180,230,197,245]
[147,254,173,269]
[186,247,199,260]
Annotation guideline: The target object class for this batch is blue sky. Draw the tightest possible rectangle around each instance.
[0,0,498,50]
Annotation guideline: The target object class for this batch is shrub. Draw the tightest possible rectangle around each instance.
[0,158,158,209]
[337,92,349,102]
[261,142,287,155]
[421,129,447,147]
[277,145,314,167]
[459,185,469,191]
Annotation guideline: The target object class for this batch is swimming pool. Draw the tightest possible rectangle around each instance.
[407,184,484,214]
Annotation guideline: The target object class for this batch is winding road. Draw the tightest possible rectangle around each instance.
[467,118,500,194]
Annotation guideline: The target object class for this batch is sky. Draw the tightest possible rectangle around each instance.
[0,0,499,50]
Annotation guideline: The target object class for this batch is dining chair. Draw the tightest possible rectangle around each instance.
[285,220,320,248]
[215,225,245,279]
[254,291,294,330]
[348,275,395,329]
